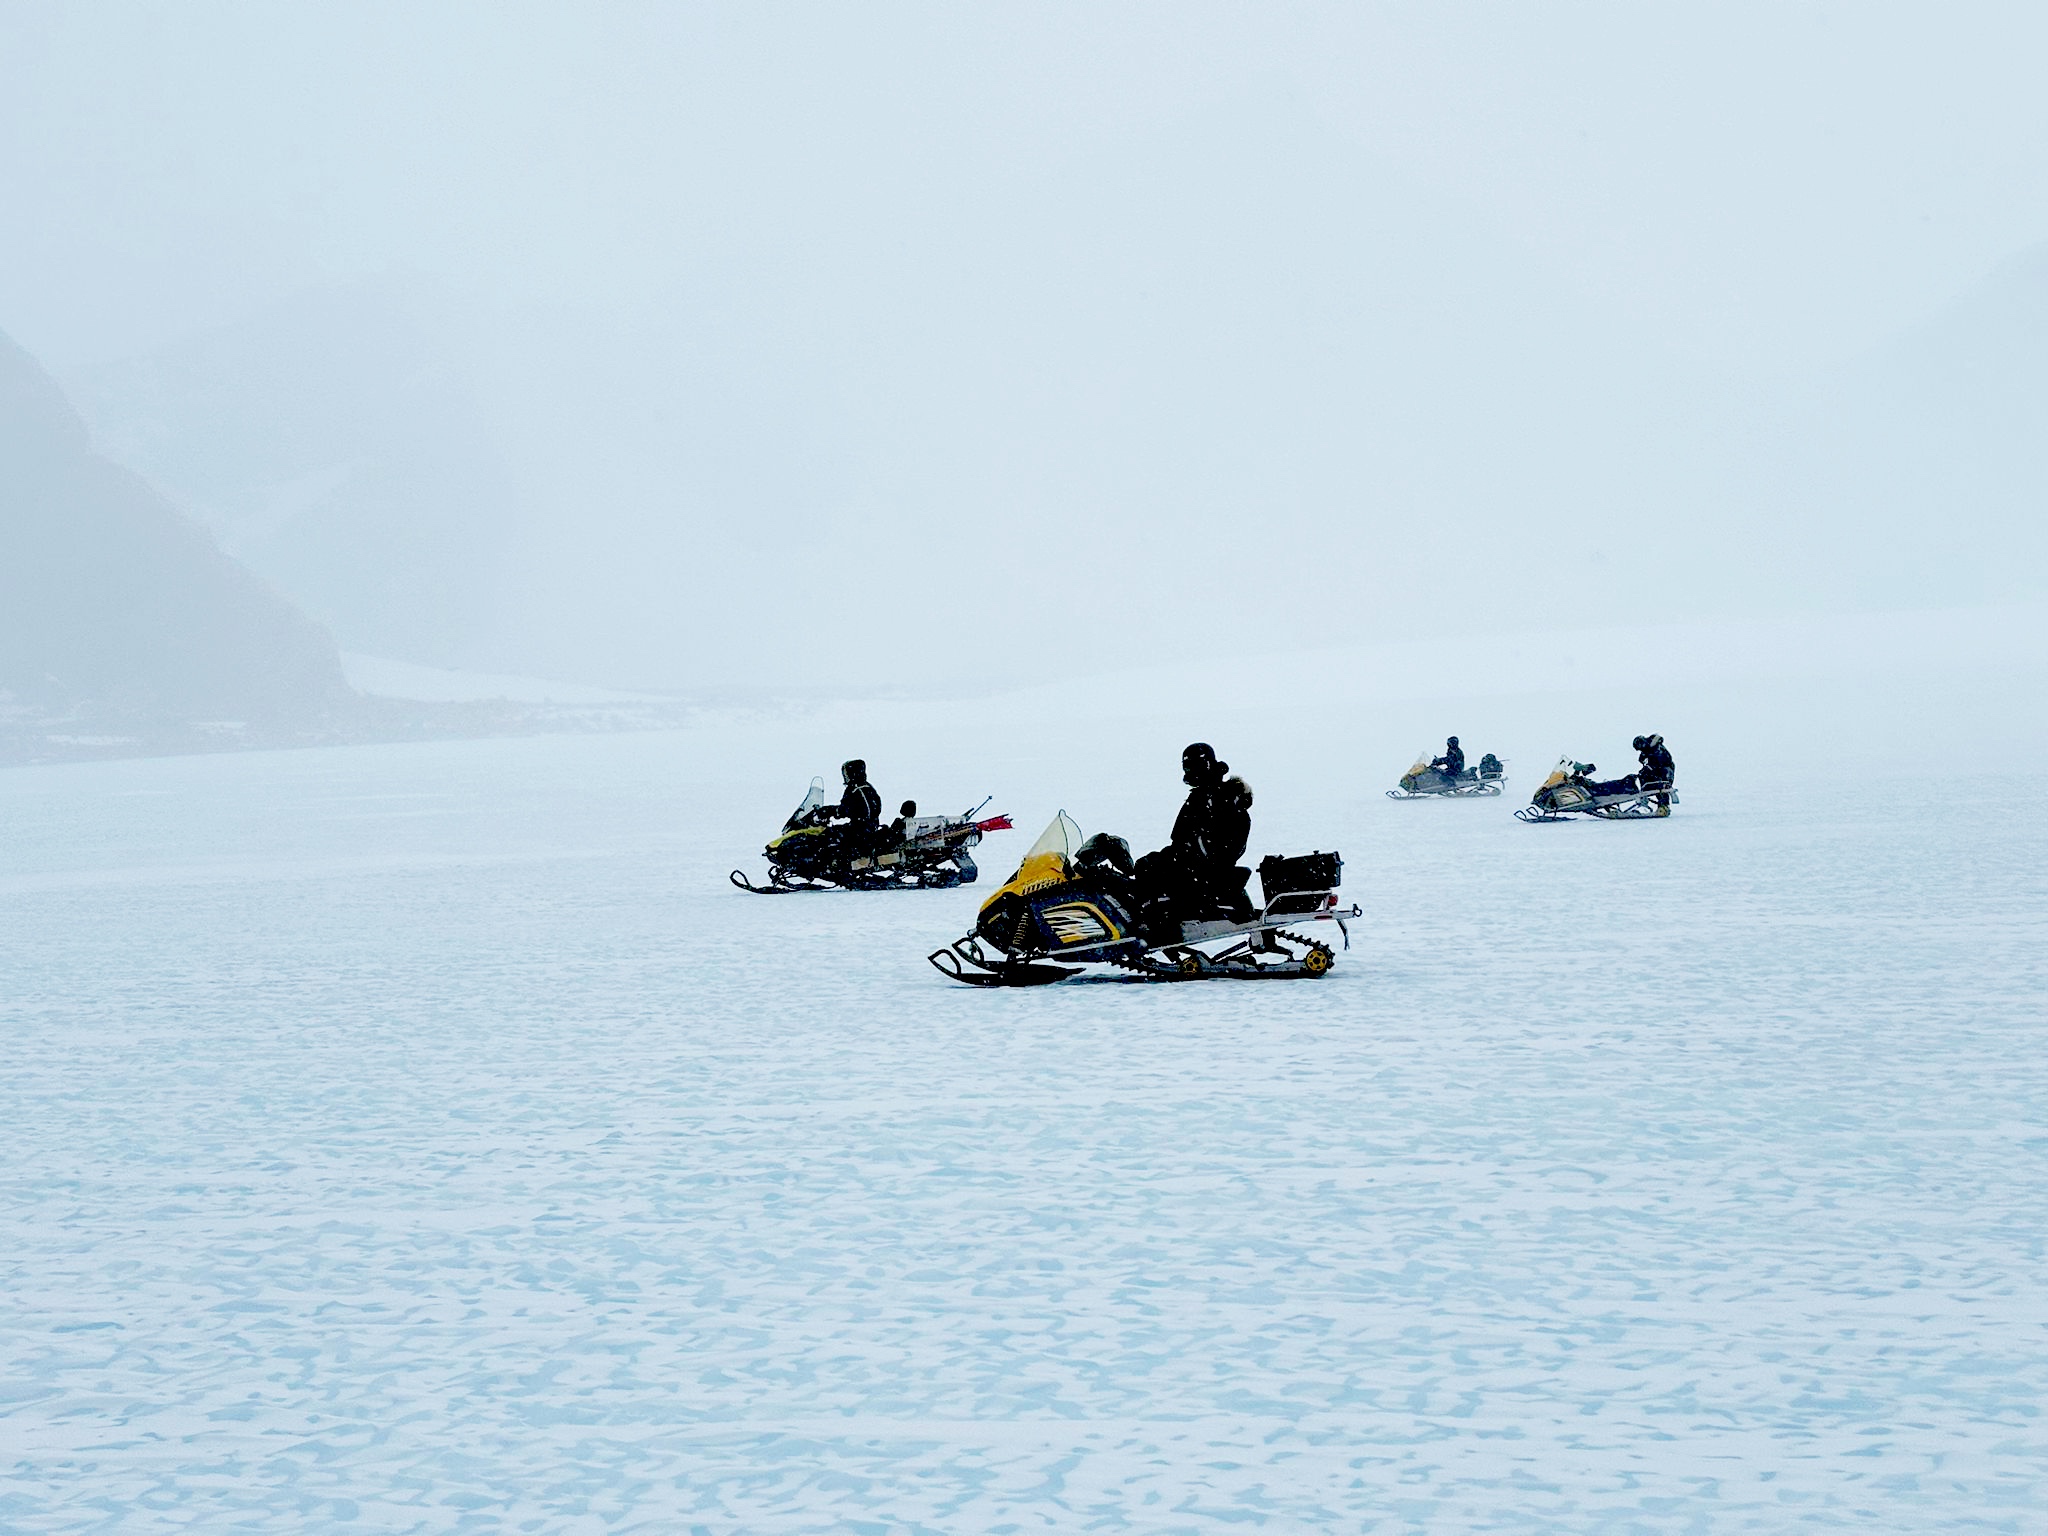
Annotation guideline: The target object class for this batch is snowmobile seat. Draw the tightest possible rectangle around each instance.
[1160,865,1253,925]
[1212,865,1255,922]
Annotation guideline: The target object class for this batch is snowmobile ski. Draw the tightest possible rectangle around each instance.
[729,869,838,895]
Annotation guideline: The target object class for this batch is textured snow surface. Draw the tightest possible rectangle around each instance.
[4,690,2046,1532]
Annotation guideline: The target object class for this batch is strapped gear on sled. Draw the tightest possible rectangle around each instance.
[1388,748,1507,799]
[928,812,1359,987]
[1515,758,1679,823]
[732,776,1012,892]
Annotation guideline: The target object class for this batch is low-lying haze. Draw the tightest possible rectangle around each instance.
[3,2,2044,698]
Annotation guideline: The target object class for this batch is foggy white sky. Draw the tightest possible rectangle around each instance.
[3,3,2045,691]
[6,3,2044,369]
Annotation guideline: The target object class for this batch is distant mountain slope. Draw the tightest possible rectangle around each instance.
[73,278,521,669]
[1716,244,2048,609]
[1845,243,2048,602]
[64,106,1718,692]
[0,328,349,722]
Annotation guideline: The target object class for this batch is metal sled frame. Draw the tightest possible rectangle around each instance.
[928,897,1362,988]
[1515,787,1679,824]
[730,861,972,895]
[1387,777,1506,800]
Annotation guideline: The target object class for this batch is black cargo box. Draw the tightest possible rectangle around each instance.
[1258,851,1342,897]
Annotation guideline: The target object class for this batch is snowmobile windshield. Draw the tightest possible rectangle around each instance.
[979,812,1085,916]
[1408,752,1433,775]
[794,777,827,816]
[1024,812,1081,863]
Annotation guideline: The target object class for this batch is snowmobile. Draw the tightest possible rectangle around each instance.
[732,778,1012,893]
[1514,759,1678,823]
[1388,750,1506,799]
[928,813,1359,987]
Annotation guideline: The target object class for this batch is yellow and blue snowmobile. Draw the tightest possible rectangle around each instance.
[732,777,1012,893]
[1515,758,1677,823]
[928,813,1359,986]
[1388,749,1507,799]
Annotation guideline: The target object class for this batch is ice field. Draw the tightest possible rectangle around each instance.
[5,614,2047,1532]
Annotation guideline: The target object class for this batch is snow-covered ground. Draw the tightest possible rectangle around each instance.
[4,610,2046,1532]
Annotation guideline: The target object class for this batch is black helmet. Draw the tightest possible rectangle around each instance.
[841,758,867,785]
[1075,832,1134,877]
[1631,736,1647,751]
[1182,741,1225,785]
[899,800,916,818]
[1447,736,1459,747]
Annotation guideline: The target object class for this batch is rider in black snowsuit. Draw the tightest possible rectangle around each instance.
[1167,744,1227,855]
[1135,743,1255,936]
[1431,736,1466,780]
[1202,776,1255,919]
[1634,735,1675,809]
[827,759,885,858]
